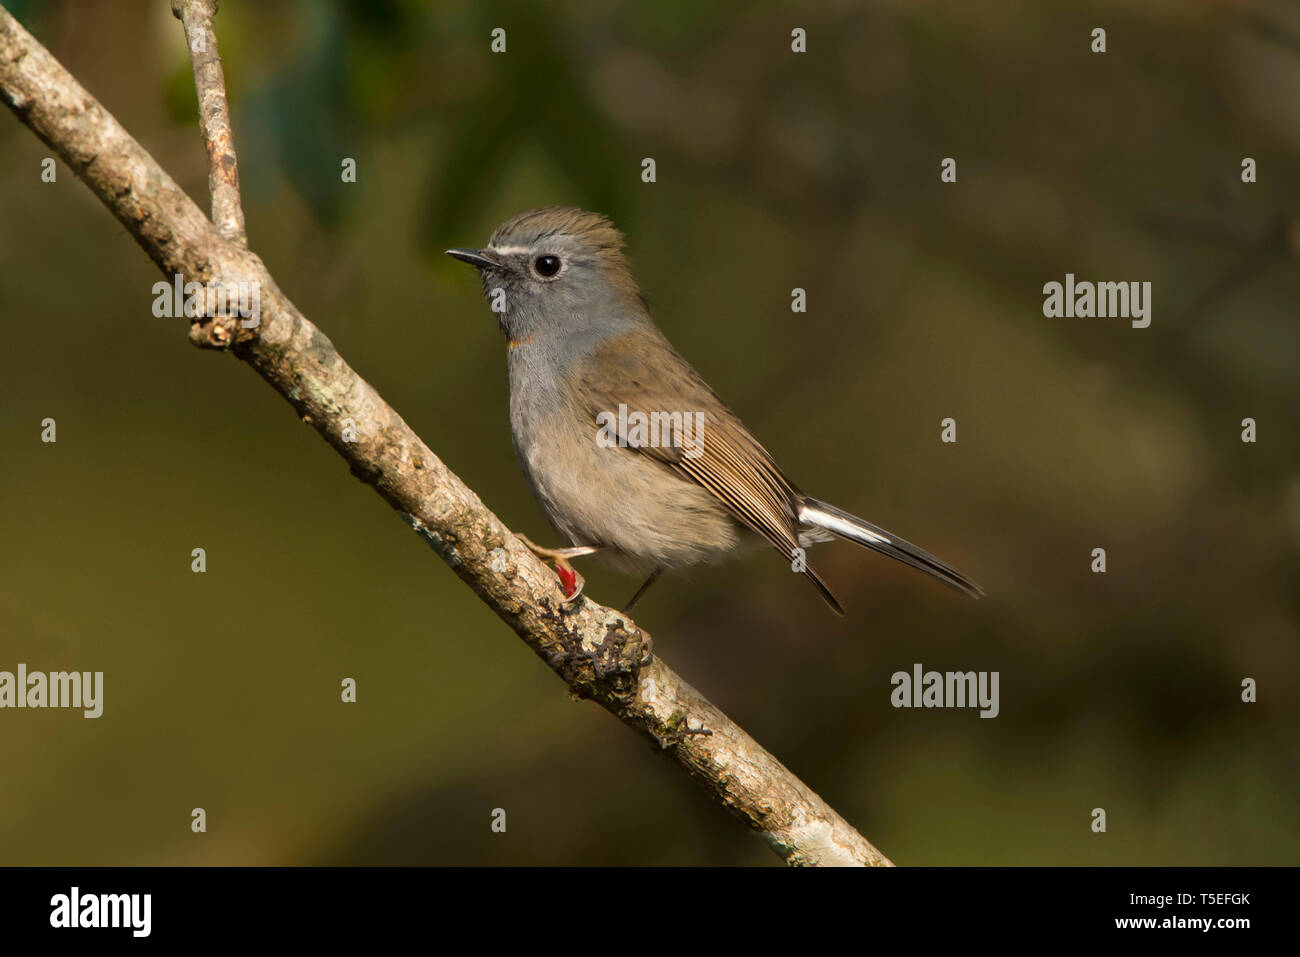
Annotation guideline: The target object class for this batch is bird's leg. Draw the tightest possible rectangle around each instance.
[622,568,663,613]
[515,534,598,602]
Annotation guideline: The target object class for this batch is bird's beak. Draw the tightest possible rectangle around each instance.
[445,247,499,270]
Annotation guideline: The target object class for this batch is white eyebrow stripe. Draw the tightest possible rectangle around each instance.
[486,245,533,256]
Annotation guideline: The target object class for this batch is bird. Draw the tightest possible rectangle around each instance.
[447,207,982,614]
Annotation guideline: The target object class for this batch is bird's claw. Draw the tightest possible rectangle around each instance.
[556,562,585,603]
[516,534,592,605]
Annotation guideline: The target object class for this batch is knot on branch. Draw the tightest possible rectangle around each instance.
[4,88,32,112]
[188,315,237,350]
[548,618,653,706]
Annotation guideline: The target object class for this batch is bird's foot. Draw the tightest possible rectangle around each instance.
[516,534,597,603]
[553,561,585,602]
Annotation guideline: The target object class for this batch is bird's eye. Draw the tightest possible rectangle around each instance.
[534,255,561,277]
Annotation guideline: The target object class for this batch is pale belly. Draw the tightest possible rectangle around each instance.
[510,391,739,572]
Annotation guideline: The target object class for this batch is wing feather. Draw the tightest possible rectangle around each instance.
[574,328,843,612]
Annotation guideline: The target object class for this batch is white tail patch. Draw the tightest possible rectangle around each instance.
[798,502,890,545]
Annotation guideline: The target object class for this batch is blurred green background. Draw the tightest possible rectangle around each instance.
[1,0,1297,865]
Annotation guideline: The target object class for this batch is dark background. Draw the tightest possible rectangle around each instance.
[1,0,1297,865]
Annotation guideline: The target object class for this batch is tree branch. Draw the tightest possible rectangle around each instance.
[171,0,245,246]
[0,3,892,867]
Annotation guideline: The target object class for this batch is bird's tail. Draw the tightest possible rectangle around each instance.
[797,496,984,599]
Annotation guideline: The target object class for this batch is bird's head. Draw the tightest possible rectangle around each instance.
[447,206,648,345]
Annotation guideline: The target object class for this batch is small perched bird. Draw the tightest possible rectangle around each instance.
[448,207,982,613]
